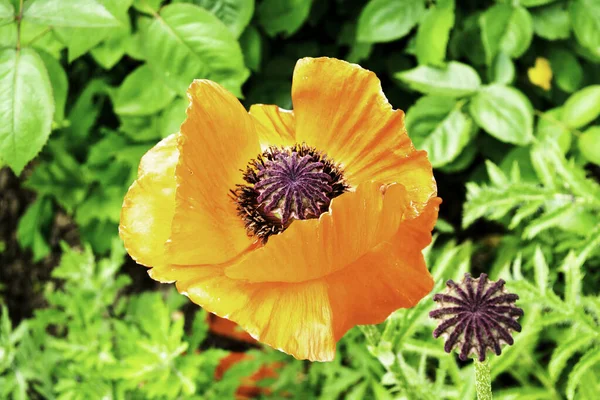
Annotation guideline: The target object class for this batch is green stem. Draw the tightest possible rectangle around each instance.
[475,360,493,400]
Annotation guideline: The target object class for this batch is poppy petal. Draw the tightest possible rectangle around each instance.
[291,57,436,210]
[326,196,441,340]
[119,133,179,269]
[249,104,296,148]
[224,182,410,283]
[178,267,336,361]
[167,80,261,265]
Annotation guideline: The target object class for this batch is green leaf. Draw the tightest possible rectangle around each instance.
[113,65,176,116]
[570,0,600,57]
[469,84,534,145]
[578,126,600,165]
[0,48,54,175]
[548,47,583,93]
[257,0,312,37]
[133,0,164,13]
[549,333,596,382]
[567,348,600,400]
[143,3,249,97]
[480,4,533,64]
[37,51,68,126]
[16,196,53,262]
[490,52,514,85]
[0,0,14,27]
[520,0,559,6]
[415,0,455,66]
[176,0,254,38]
[532,2,571,40]
[405,96,472,167]
[395,61,481,97]
[90,2,132,69]
[535,107,572,154]
[357,0,425,43]
[562,85,600,129]
[23,0,119,27]
[239,25,261,72]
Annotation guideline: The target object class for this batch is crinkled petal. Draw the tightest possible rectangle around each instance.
[178,268,336,361]
[291,57,436,211]
[326,197,441,340]
[249,104,296,149]
[119,133,178,269]
[224,182,409,283]
[167,80,261,265]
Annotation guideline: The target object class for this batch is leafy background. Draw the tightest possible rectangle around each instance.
[1,0,600,398]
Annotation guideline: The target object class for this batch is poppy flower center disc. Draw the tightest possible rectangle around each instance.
[232,144,348,243]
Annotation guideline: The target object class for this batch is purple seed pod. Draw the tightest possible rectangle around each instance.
[430,273,523,362]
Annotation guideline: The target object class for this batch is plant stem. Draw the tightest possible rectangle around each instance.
[475,360,493,400]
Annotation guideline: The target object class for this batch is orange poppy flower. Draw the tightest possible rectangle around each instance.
[120,57,440,362]
[208,313,257,344]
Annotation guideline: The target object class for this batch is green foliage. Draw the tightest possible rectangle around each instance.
[1,0,600,399]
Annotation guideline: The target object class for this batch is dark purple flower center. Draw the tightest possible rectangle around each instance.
[231,144,348,243]
[255,152,333,224]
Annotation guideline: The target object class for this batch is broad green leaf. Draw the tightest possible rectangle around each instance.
[480,4,533,64]
[0,21,16,48]
[548,47,583,93]
[159,97,188,138]
[395,61,481,97]
[405,96,472,167]
[490,52,514,85]
[532,2,571,40]
[90,1,132,69]
[54,27,112,63]
[438,143,477,173]
[143,3,249,97]
[175,0,254,38]
[570,0,600,57]
[113,65,177,116]
[562,85,600,128]
[37,51,68,126]
[578,126,600,165]
[258,0,312,37]
[415,0,455,66]
[23,0,119,27]
[133,0,164,13]
[240,25,261,72]
[469,85,534,145]
[520,0,559,6]
[0,48,54,175]
[357,0,425,43]
[535,107,571,154]
[0,0,14,27]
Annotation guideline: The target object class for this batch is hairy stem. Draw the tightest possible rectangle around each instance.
[475,359,493,400]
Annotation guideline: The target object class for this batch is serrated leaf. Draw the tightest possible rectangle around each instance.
[258,0,312,37]
[550,334,596,382]
[395,61,481,97]
[562,85,600,129]
[0,48,54,175]
[523,203,574,239]
[567,348,600,400]
[469,84,534,145]
[405,96,472,167]
[23,0,119,27]
[37,51,68,125]
[143,3,249,97]
[415,0,454,66]
[357,0,425,44]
